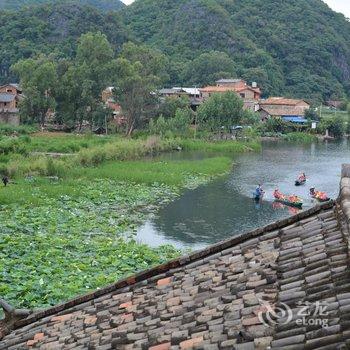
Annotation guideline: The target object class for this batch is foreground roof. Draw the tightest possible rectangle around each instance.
[1,196,350,349]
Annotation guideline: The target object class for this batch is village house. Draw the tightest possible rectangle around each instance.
[101,87,125,126]
[257,97,310,123]
[199,79,261,111]
[0,83,22,126]
[158,87,202,110]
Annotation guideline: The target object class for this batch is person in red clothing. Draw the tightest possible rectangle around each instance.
[298,173,306,182]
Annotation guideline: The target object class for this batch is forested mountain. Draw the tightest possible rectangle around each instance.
[0,0,349,101]
[123,0,350,100]
[0,2,129,83]
[0,0,124,11]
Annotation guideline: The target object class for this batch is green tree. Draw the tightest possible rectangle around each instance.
[120,42,169,85]
[57,32,114,129]
[197,91,244,132]
[113,58,158,136]
[150,107,192,137]
[183,51,236,86]
[157,96,190,119]
[318,116,345,138]
[12,55,58,126]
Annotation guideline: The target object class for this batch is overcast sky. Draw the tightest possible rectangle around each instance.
[121,0,350,17]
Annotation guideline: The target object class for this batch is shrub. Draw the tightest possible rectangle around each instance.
[284,132,317,143]
[0,137,29,155]
[149,108,192,137]
[317,116,345,138]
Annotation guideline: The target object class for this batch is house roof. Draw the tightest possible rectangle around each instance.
[200,86,261,94]
[0,83,20,88]
[158,88,184,95]
[159,87,200,96]
[2,197,350,349]
[260,97,309,106]
[181,88,200,95]
[259,106,306,117]
[0,93,16,103]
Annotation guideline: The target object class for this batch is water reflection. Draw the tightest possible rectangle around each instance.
[137,140,350,249]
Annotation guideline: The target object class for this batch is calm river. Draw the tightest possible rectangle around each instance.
[137,140,350,250]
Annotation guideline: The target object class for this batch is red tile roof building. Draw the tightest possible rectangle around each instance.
[200,79,261,111]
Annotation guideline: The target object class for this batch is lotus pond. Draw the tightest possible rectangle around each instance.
[0,150,235,310]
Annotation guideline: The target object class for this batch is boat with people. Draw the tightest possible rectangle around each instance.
[310,188,330,202]
[295,172,307,186]
[273,189,303,208]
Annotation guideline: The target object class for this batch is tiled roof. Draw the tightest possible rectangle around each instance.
[260,98,309,106]
[258,107,306,117]
[1,196,350,349]
[200,86,261,94]
[0,84,20,90]
[0,93,16,103]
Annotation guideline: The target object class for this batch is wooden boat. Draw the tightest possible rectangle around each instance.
[274,198,303,209]
[311,194,330,202]
[274,192,303,208]
[310,189,330,202]
[295,179,306,186]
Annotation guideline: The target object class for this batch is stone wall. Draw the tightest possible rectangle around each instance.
[0,112,20,126]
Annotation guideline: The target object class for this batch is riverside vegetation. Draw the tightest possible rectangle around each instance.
[0,130,259,310]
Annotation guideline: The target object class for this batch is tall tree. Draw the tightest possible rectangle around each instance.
[12,55,58,126]
[57,32,114,129]
[120,42,170,85]
[112,42,167,136]
[113,58,158,136]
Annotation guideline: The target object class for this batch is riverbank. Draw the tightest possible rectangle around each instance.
[0,133,258,310]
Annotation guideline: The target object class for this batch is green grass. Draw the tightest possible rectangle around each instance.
[284,132,318,143]
[73,157,232,186]
[0,123,37,136]
[27,133,114,153]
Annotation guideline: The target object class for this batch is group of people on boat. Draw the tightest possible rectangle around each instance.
[309,187,329,201]
[254,172,330,208]
[273,189,302,204]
